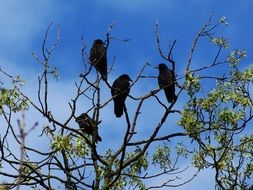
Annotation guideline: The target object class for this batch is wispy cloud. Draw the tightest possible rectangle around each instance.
[0,1,51,41]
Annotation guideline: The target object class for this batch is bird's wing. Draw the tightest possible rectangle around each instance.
[111,79,121,96]
[159,70,174,87]
[121,80,130,94]
[90,46,98,63]
[90,45,106,64]
[77,115,91,127]
[98,45,106,59]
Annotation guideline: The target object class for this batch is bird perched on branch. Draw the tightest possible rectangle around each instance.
[90,39,107,81]
[111,74,132,118]
[75,113,102,143]
[156,63,177,103]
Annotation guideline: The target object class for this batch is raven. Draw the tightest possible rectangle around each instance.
[90,39,107,81]
[111,74,132,118]
[75,113,102,143]
[157,63,177,103]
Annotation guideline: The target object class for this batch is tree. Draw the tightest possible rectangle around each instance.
[0,16,252,190]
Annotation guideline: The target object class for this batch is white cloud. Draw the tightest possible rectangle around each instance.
[0,0,55,55]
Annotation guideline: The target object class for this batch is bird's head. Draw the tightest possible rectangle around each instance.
[75,113,89,122]
[155,63,168,71]
[119,74,133,82]
[94,39,104,45]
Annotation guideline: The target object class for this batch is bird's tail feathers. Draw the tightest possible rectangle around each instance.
[164,88,177,104]
[114,101,124,118]
[101,74,107,81]
[167,94,177,103]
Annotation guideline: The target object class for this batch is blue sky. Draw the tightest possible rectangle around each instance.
[0,0,253,189]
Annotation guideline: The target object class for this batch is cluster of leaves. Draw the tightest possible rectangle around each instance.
[178,48,253,188]
[107,142,191,190]
[211,37,229,48]
[0,185,10,190]
[0,87,28,114]
[100,148,149,190]
[17,162,40,183]
[152,144,171,170]
[184,72,200,97]
[51,135,89,158]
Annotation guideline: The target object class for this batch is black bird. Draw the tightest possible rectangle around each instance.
[111,74,132,118]
[75,113,102,143]
[157,63,177,103]
[90,39,107,81]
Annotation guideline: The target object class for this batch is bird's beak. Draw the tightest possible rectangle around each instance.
[129,78,133,82]
[154,66,159,69]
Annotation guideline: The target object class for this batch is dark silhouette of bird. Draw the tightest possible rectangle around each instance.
[75,113,102,143]
[90,39,107,81]
[111,74,132,118]
[157,63,177,103]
